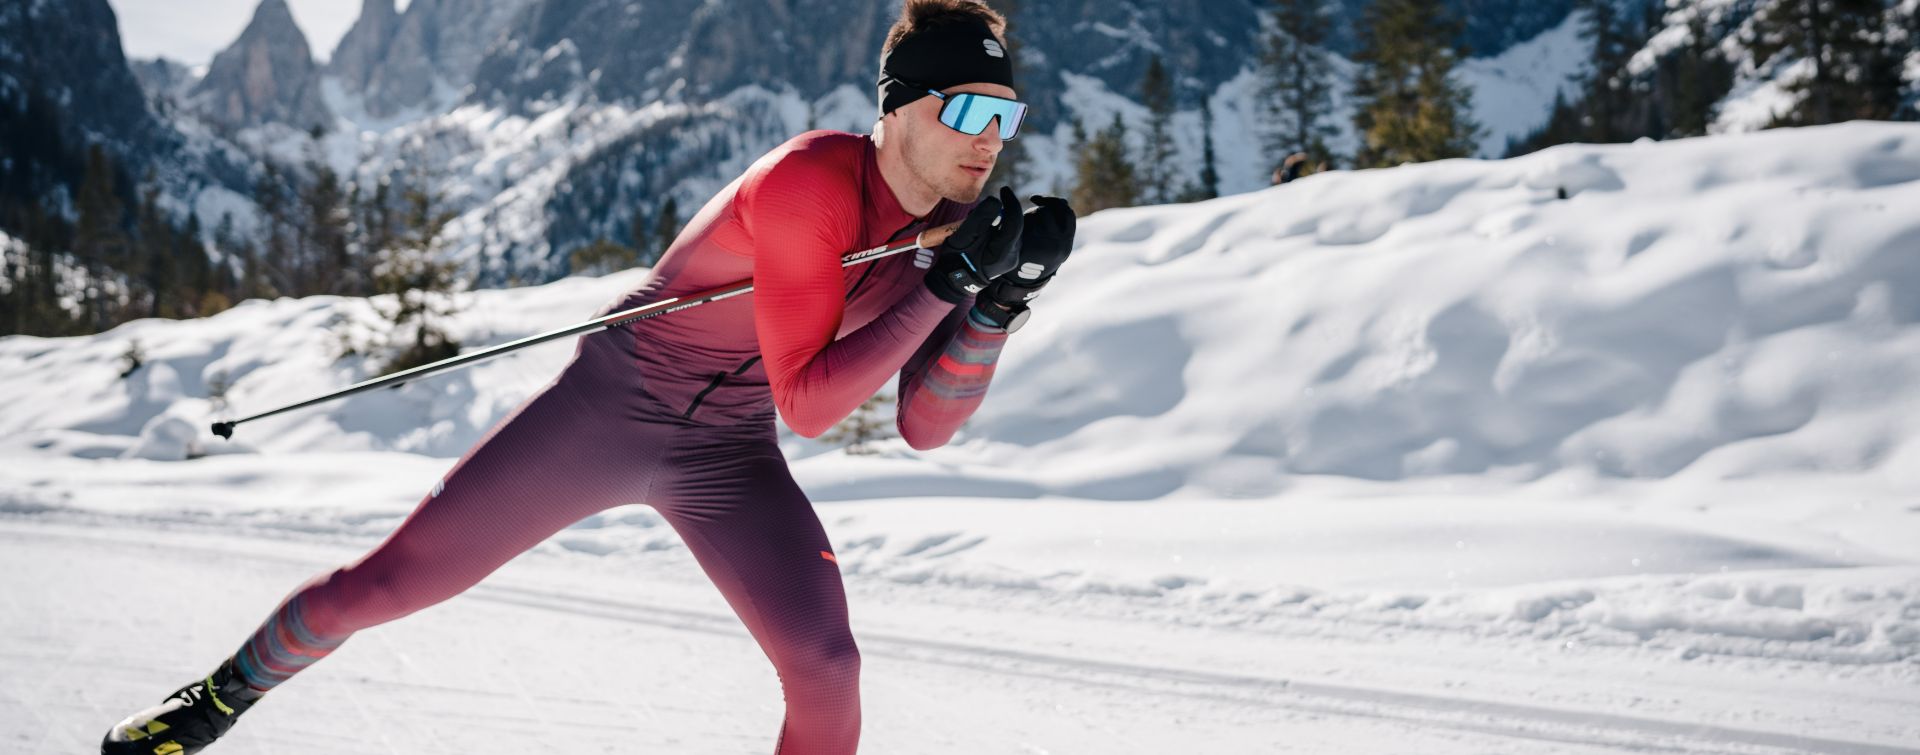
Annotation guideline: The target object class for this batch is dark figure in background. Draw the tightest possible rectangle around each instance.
[1273,152,1309,185]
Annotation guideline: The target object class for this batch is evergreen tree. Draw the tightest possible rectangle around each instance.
[1350,0,1482,168]
[1663,10,1737,137]
[356,179,399,285]
[1176,100,1223,202]
[302,163,355,296]
[74,144,126,331]
[1139,55,1179,204]
[1263,0,1340,167]
[375,182,463,375]
[1576,0,1632,142]
[1747,0,1902,124]
[176,212,223,318]
[212,211,252,302]
[820,393,896,455]
[1,245,16,336]
[254,163,292,298]
[236,236,266,301]
[135,177,172,318]
[650,195,681,266]
[1197,99,1221,199]
[1507,90,1580,157]
[1904,3,1920,119]
[1508,1,1733,156]
[570,238,639,277]
[0,220,25,335]
[628,204,650,261]
[7,210,53,335]
[1071,114,1140,214]
[7,203,78,336]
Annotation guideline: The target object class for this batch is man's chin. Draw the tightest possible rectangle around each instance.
[941,177,990,204]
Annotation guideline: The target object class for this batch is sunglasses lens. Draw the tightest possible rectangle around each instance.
[940,93,1026,141]
[998,101,1027,140]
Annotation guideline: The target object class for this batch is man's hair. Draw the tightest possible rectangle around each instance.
[882,0,1007,55]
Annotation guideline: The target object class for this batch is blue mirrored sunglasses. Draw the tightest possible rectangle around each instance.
[925,89,1027,141]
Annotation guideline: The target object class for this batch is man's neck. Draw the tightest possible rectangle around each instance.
[875,141,939,218]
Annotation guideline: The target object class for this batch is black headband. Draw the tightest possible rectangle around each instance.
[877,19,1014,117]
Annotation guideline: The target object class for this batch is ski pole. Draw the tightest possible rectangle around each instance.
[210,221,963,440]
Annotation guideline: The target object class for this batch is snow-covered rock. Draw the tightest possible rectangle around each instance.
[122,413,198,462]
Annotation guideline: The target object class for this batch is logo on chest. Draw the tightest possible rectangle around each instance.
[913,248,935,269]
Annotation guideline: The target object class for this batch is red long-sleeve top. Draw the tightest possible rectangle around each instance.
[610,130,1007,449]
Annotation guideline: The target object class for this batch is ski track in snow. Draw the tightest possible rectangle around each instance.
[5,520,1918,754]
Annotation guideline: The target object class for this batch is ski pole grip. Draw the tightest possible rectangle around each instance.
[916,220,963,250]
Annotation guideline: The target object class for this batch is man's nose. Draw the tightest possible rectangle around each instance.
[973,115,1004,154]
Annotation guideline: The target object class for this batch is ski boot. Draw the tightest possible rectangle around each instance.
[101,658,262,755]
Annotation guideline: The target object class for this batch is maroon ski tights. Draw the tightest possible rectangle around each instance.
[231,325,860,753]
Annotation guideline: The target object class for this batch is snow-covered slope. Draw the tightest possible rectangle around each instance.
[1459,10,1592,156]
[955,121,1920,492]
[16,122,1919,487]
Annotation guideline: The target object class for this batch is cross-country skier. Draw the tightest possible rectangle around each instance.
[100,1,1075,752]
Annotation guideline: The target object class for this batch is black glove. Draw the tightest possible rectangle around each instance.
[974,195,1075,330]
[925,186,1024,304]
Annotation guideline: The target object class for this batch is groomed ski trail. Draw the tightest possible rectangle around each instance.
[4,520,1916,754]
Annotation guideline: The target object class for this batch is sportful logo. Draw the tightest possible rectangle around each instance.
[914,248,936,269]
[982,39,1004,58]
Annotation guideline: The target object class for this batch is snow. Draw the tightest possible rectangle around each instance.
[1458,10,1592,156]
[0,230,20,296]
[317,74,457,142]
[1204,65,1305,190]
[6,123,1920,753]
[810,84,881,134]
[1715,57,1811,134]
[189,184,260,245]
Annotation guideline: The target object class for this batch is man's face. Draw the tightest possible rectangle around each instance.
[892,82,1018,203]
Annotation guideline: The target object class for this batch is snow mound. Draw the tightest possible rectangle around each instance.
[123,414,199,462]
[952,121,1920,496]
[0,272,652,459]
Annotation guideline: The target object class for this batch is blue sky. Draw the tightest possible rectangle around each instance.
[106,0,412,67]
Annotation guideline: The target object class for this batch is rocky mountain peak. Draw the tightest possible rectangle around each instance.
[350,0,534,119]
[330,0,401,90]
[188,0,332,132]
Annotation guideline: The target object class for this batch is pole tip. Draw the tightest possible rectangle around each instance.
[211,421,234,440]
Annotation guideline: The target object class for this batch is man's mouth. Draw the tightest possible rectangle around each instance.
[960,163,991,178]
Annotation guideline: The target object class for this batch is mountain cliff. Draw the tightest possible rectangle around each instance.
[187,0,331,132]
